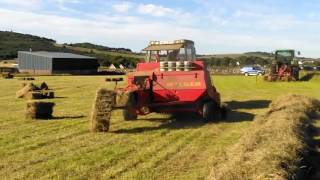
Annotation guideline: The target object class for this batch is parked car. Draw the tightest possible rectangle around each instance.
[314,66,320,71]
[240,66,265,76]
[300,66,314,71]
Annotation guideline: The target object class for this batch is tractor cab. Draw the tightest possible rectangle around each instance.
[143,40,196,62]
[275,49,298,65]
[142,40,196,71]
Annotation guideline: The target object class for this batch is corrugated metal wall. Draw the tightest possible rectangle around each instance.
[18,51,98,75]
[18,52,52,73]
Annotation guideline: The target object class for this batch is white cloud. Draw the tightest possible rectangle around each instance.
[138,4,175,17]
[112,2,133,13]
[0,2,320,58]
[0,0,42,9]
[54,0,79,3]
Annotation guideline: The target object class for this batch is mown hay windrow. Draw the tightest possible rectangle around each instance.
[210,94,320,180]
[91,88,115,132]
[25,101,55,119]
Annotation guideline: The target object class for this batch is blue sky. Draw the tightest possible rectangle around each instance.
[0,0,320,57]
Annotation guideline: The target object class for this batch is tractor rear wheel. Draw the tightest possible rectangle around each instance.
[123,92,137,121]
[202,101,220,123]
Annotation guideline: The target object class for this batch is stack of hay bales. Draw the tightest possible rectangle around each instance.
[16,82,54,100]
[17,82,56,120]
[26,101,55,119]
[2,72,14,79]
[16,83,40,99]
[17,77,35,81]
[91,88,115,132]
[210,94,320,180]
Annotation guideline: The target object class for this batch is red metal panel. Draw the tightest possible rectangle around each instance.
[125,60,220,107]
[136,62,159,71]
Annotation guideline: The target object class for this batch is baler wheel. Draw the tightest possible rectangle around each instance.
[202,101,220,123]
[123,109,137,121]
[123,92,137,121]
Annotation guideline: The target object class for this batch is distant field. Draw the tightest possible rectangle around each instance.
[0,75,320,179]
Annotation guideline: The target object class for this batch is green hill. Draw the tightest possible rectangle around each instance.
[67,42,132,53]
[0,31,65,59]
[0,31,142,67]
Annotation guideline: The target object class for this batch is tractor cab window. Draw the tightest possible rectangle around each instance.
[276,51,294,63]
[277,51,293,57]
[146,48,190,62]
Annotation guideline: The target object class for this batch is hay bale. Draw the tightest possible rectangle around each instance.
[2,72,14,79]
[48,91,55,99]
[17,77,35,81]
[91,88,115,132]
[25,101,55,119]
[16,83,39,98]
[40,82,49,90]
[25,92,44,100]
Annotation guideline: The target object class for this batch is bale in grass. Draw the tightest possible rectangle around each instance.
[17,77,35,81]
[40,82,49,90]
[2,72,14,79]
[209,94,320,180]
[25,92,44,100]
[91,88,115,132]
[16,83,39,98]
[25,101,55,119]
[47,91,55,99]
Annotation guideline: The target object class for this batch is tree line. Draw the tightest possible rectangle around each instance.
[203,56,272,67]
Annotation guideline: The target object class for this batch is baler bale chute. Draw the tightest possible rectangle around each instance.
[264,49,300,82]
[91,39,226,132]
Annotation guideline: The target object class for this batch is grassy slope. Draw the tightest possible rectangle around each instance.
[0,31,142,62]
[0,76,320,179]
[54,44,144,59]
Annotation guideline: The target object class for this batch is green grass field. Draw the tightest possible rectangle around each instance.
[1,75,320,179]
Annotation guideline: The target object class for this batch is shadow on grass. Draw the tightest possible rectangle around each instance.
[52,115,85,120]
[301,118,320,180]
[112,100,262,134]
[54,96,68,99]
[300,73,316,81]
[112,116,203,134]
[225,100,271,110]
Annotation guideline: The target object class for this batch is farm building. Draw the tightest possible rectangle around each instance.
[18,51,99,75]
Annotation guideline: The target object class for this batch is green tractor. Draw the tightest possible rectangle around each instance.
[265,49,300,81]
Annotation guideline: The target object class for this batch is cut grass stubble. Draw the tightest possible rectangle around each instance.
[210,94,320,180]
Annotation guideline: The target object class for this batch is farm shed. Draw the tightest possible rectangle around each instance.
[18,51,99,75]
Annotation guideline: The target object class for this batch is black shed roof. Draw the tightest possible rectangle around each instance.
[19,51,96,59]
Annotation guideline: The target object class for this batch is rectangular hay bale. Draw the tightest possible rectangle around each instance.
[25,92,44,100]
[25,101,55,119]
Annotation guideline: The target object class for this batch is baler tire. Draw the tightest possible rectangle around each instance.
[202,101,220,123]
[220,104,228,120]
[123,92,137,121]
[123,110,137,121]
